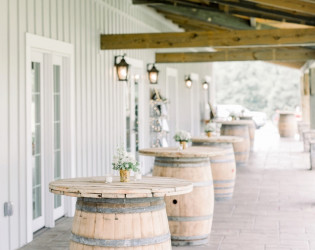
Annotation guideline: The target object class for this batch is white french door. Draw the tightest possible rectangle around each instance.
[31,52,45,232]
[31,51,65,232]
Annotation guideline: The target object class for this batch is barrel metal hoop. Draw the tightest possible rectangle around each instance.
[234,151,249,155]
[171,234,209,241]
[76,202,165,214]
[168,215,212,222]
[210,159,235,164]
[70,232,170,247]
[154,161,209,168]
[193,181,213,187]
[214,186,234,190]
[215,192,234,197]
[79,197,163,204]
[213,179,235,184]
[192,142,232,148]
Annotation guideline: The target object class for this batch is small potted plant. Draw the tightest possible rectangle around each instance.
[173,130,191,149]
[230,111,239,121]
[112,147,140,182]
[204,123,216,137]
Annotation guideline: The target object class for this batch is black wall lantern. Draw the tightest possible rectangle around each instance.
[147,64,159,84]
[114,54,129,81]
[185,75,192,88]
[202,81,209,90]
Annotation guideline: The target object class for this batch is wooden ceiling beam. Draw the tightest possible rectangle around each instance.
[132,0,315,25]
[155,47,315,63]
[246,0,315,16]
[151,4,255,30]
[269,61,306,69]
[100,28,315,50]
[161,13,229,31]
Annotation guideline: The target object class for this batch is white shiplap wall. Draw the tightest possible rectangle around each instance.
[0,0,213,249]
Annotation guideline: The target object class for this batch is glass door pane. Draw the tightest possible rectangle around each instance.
[53,65,62,209]
[31,60,44,230]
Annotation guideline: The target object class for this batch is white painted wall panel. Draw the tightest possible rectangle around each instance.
[0,0,214,248]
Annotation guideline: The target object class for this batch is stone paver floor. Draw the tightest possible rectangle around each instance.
[20,124,315,250]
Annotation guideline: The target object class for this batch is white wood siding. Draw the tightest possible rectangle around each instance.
[0,0,213,249]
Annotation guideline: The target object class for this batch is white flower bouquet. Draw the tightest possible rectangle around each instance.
[204,123,216,133]
[112,147,140,172]
[229,111,239,120]
[173,130,191,142]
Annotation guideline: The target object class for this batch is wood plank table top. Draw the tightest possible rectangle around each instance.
[216,120,254,126]
[139,146,228,158]
[191,136,244,143]
[49,176,193,199]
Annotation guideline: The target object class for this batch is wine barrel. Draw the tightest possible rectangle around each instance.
[220,122,250,167]
[240,117,256,151]
[302,130,315,152]
[278,112,297,138]
[192,136,242,201]
[153,157,213,246]
[70,197,171,249]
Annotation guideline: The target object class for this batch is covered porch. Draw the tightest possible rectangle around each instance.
[20,126,315,249]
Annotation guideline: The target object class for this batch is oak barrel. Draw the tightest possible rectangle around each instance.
[278,112,297,138]
[240,117,256,151]
[192,141,236,201]
[302,130,315,152]
[220,124,250,167]
[153,157,214,246]
[70,197,171,249]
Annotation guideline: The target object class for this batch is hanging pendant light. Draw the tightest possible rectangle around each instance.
[185,75,192,88]
[114,54,129,81]
[147,64,159,84]
[202,81,209,90]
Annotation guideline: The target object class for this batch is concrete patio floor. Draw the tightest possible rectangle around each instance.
[20,124,315,250]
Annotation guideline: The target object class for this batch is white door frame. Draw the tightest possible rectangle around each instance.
[26,33,75,243]
[166,67,178,146]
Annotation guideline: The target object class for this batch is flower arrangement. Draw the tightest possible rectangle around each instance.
[204,123,216,137]
[173,130,191,142]
[174,130,191,149]
[112,147,139,182]
[204,123,216,133]
[229,111,239,120]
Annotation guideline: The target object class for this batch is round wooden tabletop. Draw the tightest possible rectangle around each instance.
[216,120,254,126]
[49,176,193,199]
[279,111,296,115]
[191,135,244,143]
[139,146,228,158]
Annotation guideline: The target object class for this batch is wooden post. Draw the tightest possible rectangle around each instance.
[309,68,315,130]
[300,73,311,124]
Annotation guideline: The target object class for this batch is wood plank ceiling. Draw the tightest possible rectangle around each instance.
[102,0,315,66]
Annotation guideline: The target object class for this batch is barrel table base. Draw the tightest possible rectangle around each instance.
[220,124,250,167]
[278,113,297,138]
[193,142,236,201]
[153,157,214,246]
[70,197,171,250]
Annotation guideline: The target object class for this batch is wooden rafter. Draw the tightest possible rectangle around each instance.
[160,11,230,31]
[247,0,315,16]
[269,61,306,69]
[133,0,315,26]
[100,28,315,50]
[155,47,315,63]
[152,4,255,30]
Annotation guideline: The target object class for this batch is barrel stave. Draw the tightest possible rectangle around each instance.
[70,197,171,250]
[220,124,250,167]
[153,157,213,246]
